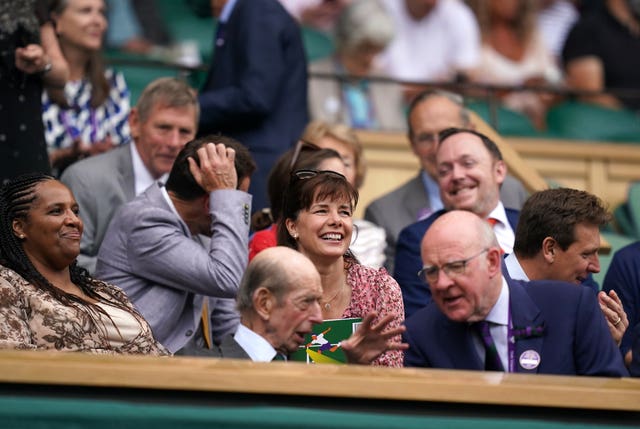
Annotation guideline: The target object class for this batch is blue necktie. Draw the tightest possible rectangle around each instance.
[474,321,504,371]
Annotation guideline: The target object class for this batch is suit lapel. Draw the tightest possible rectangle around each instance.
[441,317,483,370]
[405,174,430,221]
[117,144,136,201]
[508,279,545,374]
[219,335,252,360]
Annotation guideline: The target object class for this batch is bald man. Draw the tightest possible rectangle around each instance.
[402,210,627,376]
[216,246,407,363]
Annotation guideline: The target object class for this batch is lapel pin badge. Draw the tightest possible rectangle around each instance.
[519,350,541,370]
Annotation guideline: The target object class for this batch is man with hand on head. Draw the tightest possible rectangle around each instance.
[394,127,520,317]
[96,135,255,355]
[403,210,627,376]
[217,246,407,364]
[61,77,199,273]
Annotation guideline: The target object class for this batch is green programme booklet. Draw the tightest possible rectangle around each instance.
[290,317,362,364]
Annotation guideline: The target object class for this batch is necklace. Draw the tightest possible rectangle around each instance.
[321,281,345,311]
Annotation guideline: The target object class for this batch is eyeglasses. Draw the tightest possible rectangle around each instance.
[417,248,488,284]
[414,132,439,147]
[292,169,347,181]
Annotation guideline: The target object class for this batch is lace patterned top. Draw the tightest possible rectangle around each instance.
[342,255,405,367]
[41,68,131,150]
[0,266,167,355]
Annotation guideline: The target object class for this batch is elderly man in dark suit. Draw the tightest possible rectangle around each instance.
[198,0,309,214]
[95,135,255,355]
[403,210,628,376]
[218,246,407,363]
[61,77,198,273]
[394,128,520,317]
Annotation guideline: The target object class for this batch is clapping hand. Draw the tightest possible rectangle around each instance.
[341,312,408,365]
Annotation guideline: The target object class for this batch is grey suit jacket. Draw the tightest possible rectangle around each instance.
[60,144,136,273]
[95,183,251,353]
[217,335,252,360]
[364,172,528,273]
[308,57,406,131]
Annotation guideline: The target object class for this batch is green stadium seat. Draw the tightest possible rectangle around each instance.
[546,101,640,143]
[466,100,542,137]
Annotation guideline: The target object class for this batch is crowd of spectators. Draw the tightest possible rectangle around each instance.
[0,0,638,379]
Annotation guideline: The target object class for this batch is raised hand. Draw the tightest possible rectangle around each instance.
[341,312,408,365]
[188,142,238,192]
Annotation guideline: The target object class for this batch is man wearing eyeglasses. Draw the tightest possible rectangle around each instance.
[364,90,527,275]
[402,210,627,376]
[393,127,520,318]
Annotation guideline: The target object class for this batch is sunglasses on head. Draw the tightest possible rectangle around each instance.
[291,169,347,181]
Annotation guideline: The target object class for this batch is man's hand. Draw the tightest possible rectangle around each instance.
[598,290,628,346]
[188,143,238,192]
[341,312,408,365]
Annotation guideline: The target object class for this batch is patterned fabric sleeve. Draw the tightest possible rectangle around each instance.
[344,260,405,367]
[104,68,131,145]
[0,274,37,350]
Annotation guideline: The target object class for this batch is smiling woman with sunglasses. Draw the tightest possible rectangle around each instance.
[0,172,166,355]
[278,169,405,367]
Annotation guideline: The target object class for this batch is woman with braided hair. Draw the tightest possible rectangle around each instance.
[0,172,166,355]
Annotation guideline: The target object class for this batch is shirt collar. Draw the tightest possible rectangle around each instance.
[504,253,529,281]
[485,277,510,326]
[420,170,443,212]
[131,143,168,195]
[219,0,239,22]
[234,323,279,362]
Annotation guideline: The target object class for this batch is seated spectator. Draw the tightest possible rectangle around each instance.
[562,0,640,111]
[393,128,520,318]
[95,136,255,355]
[216,246,406,363]
[308,0,405,131]
[278,169,405,366]
[303,120,386,268]
[505,188,628,346]
[603,241,640,366]
[0,173,166,355]
[378,0,481,101]
[279,0,351,33]
[365,89,528,274]
[467,0,562,129]
[43,0,131,173]
[403,210,628,376]
[249,142,346,261]
[61,77,198,273]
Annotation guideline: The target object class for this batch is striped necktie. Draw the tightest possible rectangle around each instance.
[473,321,504,372]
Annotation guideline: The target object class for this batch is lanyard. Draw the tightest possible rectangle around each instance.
[60,108,98,143]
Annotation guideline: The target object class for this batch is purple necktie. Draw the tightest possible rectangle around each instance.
[474,321,504,372]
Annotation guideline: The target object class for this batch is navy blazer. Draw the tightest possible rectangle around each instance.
[403,277,628,376]
[602,241,640,356]
[198,0,309,211]
[394,208,520,318]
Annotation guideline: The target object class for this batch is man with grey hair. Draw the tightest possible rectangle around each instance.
[217,246,407,363]
[365,89,528,273]
[61,77,199,272]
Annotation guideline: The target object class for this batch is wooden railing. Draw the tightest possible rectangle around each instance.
[0,350,638,414]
